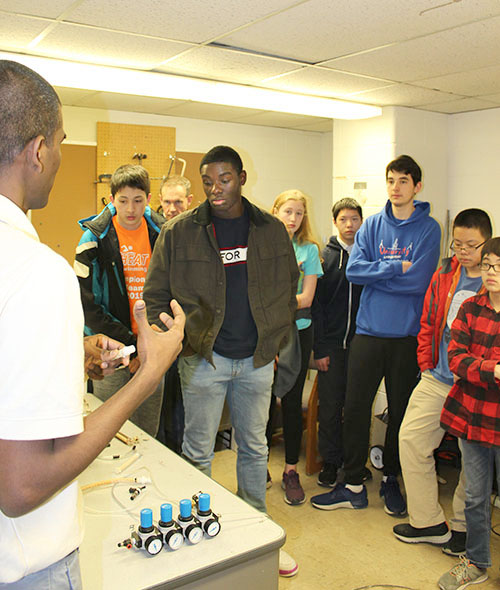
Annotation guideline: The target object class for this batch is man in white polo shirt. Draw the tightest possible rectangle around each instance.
[0,60,184,588]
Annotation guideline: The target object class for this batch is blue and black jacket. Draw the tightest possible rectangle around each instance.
[74,203,165,345]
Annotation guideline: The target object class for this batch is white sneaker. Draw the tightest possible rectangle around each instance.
[279,549,298,577]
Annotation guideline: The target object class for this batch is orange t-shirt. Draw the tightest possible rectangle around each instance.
[112,217,152,335]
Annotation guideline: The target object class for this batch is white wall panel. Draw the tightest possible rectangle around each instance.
[61,104,332,240]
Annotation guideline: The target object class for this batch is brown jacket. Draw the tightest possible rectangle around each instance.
[144,197,299,368]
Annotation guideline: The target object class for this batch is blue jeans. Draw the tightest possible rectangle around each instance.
[178,352,274,513]
[0,549,81,590]
[93,367,164,437]
[460,438,500,569]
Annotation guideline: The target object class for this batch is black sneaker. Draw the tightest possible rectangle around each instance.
[393,522,451,545]
[380,476,407,517]
[266,469,272,490]
[442,530,466,557]
[317,463,338,487]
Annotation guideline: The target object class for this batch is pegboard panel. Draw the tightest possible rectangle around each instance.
[96,122,175,211]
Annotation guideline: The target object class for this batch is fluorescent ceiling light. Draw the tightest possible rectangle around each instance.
[0,51,381,120]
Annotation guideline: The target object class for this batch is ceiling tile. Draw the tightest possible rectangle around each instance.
[350,84,459,107]
[73,92,186,114]
[32,22,190,68]
[218,0,500,64]
[323,16,500,82]
[417,64,500,96]
[0,15,51,50]
[3,0,500,121]
[479,92,500,104]
[53,86,100,104]
[230,111,323,128]
[0,0,75,18]
[290,119,333,132]
[162,101,264,121]
[156,46,298,83]
[417,97,500,114]
[262,66,391,98]
[64,0,299,43]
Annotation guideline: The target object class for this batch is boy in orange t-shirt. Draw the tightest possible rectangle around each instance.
[75,164,166,435]
[112,215,152,335]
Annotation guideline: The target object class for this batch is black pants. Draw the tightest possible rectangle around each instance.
[267,325,313,465]
[343,334,419,484]
[156,362,184,454]
[317,346,349,467]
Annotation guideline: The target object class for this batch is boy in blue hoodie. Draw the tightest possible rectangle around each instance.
[311,155,441,516]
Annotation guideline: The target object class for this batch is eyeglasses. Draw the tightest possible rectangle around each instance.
[479,262,500,273]
[450,240,486,254]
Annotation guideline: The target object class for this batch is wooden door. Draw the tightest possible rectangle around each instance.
[31,144,96,265]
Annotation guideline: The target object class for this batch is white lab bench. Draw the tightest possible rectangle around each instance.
[79,395,285,589]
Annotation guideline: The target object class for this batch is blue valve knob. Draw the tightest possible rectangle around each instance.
[140,508,153,529]
[179,499,192,519]
[198,493,211,513]
[161,503,173,523]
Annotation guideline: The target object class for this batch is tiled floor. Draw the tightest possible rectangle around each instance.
[211,440,500,590]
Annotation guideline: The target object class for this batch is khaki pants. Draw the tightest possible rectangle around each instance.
[399,371,466,531]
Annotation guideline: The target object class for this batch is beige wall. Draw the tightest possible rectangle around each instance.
[332,106,449,255]
[62,105,334,246]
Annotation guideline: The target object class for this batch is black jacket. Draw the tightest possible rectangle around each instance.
[143,197,299,368]
[312,236,363,358]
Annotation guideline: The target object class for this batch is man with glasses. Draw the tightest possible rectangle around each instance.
[394,209,492,556]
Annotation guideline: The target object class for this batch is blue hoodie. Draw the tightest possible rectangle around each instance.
[346,199,441,338]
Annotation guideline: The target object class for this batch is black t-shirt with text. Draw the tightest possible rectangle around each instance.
[211,210,258,359]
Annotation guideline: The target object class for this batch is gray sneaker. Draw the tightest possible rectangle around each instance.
[438,557,487,590]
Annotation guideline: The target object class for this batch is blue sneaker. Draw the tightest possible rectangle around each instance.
[380,476,407,517]
[310,483,368,510]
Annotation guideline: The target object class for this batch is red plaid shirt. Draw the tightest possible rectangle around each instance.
[440,293,500,447]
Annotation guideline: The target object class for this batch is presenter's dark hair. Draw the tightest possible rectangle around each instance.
[200,146,243,174]
[0,60,61,166]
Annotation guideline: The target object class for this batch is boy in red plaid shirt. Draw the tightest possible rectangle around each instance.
[438,237,500,590]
